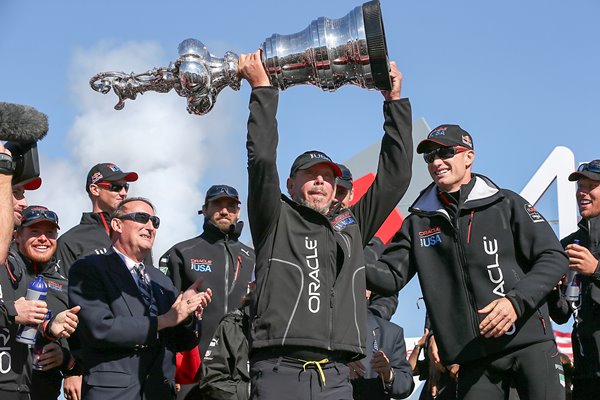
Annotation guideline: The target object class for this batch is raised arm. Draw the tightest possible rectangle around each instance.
[239,51,282,248]
[350,63,413,246]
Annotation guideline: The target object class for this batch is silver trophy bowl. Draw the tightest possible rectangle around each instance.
[90,0,390,115]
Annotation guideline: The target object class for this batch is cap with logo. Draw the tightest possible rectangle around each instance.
[20,205,60,229]
[86,163,138,193]
[289,150,342,178]
[416,124,474,154]
[568,159,600,182]
[336,164,353,190]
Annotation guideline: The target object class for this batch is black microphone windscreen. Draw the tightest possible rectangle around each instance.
[0,102,49,143]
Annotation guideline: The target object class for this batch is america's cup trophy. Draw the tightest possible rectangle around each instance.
[90,0,390,115]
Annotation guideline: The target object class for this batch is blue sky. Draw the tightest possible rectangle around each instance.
[1,0,598,338]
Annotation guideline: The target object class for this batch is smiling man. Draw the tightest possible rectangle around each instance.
[238,52,413,400]
[68,197,213,400]
[367,124,569,400]
[548,160,600,399]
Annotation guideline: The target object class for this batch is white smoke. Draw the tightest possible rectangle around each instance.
[28,40,246,258]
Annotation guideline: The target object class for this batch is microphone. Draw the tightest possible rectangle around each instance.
[0,102,49,143]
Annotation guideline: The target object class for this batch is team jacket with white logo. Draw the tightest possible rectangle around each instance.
[367,174,568,364]
[161,220,255,357]
[246,87,413,359]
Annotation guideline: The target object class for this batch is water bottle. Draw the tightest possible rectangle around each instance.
[32,310,52,370]
[565,239,581,302]
[16,276,48,345]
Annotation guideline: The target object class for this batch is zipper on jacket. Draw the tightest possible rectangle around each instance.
[223,239,230,315]
[536,309,547,335]
[453,220,480,338]
[328,288,334,351]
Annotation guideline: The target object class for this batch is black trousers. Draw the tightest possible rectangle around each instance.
[458,340,566,400]
[250,357,352,400]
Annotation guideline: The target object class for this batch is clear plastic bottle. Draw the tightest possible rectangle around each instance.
[565,239,581,302]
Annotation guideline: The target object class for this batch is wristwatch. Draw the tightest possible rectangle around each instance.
[0,153,14,175]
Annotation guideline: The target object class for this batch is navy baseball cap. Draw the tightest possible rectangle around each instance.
[20,205,60,229]
[417,124,474,154]
[336,164,353,190]
[289,150,342,178]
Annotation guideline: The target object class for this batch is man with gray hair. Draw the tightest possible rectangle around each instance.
[69,197,213,400]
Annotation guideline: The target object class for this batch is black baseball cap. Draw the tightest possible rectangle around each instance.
[336,164,353,190]
[289,150,342,178]
[416,124,474,154]
[569,160,600,182]
[86,163,138,193]
[20,205,60,229]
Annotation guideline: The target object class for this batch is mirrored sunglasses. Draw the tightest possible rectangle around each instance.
[97,182,130,192]
[22,209,59,226]
[207,185,239,198]
[423,146,469,164]
[577,161,600,174]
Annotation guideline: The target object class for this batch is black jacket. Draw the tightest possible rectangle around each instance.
[55,212,113,276]
[198,306,251,400]
[548,215,600,380]
[160,220,254,357]
[367,174,568,364]
[0,245,31,393]
[246,87,412,359]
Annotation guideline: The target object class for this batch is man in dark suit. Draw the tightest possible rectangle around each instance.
[348,290,414,400]
[68,197,212,400]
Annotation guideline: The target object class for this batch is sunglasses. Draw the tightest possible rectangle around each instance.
[22,209,60,226]
[577,162,600,174]
[206,185,239,198]
[118,212,160,229]
[423,146,469,164]
[97,182,130,192]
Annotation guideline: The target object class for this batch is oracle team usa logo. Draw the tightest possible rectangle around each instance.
[419,227,442,248]
[190,258,213,272]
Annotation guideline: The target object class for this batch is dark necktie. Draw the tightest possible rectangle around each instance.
[134,263,157,317]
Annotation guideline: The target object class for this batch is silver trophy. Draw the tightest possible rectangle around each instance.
[90,0,390,115]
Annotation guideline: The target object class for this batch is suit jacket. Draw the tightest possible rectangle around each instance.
[352,311,415,400]
[68,251,198,400]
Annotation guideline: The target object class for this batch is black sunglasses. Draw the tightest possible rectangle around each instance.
[22,209,60,226]
[207,185,239,198]
[577,162,600,174]
[97,182,130,192]
[118,212,160,229]
[423,146,469,164]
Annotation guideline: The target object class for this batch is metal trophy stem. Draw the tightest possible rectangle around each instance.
[90,0,390,115]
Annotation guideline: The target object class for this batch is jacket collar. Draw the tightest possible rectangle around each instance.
[411,174,502,215]
[202,218,244,242]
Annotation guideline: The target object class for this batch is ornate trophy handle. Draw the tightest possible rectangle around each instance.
[89,40,241,115]
[90,68,179,111]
